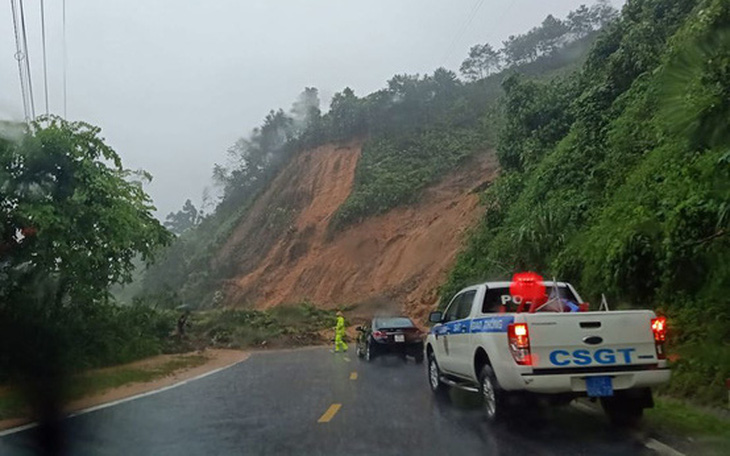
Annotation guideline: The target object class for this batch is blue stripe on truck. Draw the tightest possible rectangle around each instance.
[430,315,514,335]
[470,316,514,333]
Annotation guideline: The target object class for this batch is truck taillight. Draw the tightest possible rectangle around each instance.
[508,323,531,365]
[651,317,667,360]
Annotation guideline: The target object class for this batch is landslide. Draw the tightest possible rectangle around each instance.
[215,142,497,320]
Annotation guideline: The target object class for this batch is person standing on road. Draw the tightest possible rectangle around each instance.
[334,311,348,353]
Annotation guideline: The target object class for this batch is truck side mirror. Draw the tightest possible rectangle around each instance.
[429,311,443,323]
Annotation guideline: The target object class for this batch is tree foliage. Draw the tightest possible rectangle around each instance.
[165,199,202,235]
[1,116,172,305]
[460,43,502,81]
[0,117,174,383]
[495,1,617,68]
[444,0,730,404]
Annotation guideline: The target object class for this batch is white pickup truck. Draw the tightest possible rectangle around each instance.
[425,281,670,425]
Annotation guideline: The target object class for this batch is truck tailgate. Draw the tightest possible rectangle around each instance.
[524,310,658,371]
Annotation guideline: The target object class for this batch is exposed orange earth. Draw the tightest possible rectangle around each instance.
[218,141,498,322]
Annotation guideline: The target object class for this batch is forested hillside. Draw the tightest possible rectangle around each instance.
[142,1,615,308]
[137,0,730,405]
[444,0,730,403]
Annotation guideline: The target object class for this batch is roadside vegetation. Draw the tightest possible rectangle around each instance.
[184,302,337,350]
[0,117,174,377]
[645,397,730,455]
[0,117,337,410]
[0,117,178,421]
[444,0,730,406]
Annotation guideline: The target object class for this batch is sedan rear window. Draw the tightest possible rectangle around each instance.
[374,317,415,329]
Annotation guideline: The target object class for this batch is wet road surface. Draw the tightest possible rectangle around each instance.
[0,346,655,455]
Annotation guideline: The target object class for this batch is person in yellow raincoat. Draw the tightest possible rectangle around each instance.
[334,311,348,353]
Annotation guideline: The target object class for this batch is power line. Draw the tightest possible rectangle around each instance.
[441,0,486,65]
[483,0,517,47]
[63,0,67,118]
[40,0,49,115]
[10,0,28,120]
[18,0,36,119]
[10,0,31,121]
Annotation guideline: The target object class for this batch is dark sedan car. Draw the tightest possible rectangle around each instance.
[356,316,424,363]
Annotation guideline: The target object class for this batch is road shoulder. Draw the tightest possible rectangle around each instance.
[0,349,249,432]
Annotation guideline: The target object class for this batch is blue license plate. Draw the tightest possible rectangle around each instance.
[586,376,613,397]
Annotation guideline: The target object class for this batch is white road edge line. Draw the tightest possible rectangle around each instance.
[570,400,686,456]
[0,358,247,438]
[644,438,686,456]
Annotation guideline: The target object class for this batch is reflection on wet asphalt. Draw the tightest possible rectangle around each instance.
[0,347,654,455]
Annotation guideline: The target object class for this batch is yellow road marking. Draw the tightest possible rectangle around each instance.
[317,403,342,423]
[350,372,358,380]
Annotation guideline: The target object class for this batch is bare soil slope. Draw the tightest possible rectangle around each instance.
[218,142,498,320]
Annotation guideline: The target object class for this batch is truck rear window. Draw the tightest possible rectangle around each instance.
[481,286,578,313]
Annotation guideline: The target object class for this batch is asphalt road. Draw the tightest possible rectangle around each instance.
[0,346,656,456]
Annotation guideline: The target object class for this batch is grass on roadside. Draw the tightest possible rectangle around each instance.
[645,396,730,437]
[644,396,730,455]
[68,355,208,400]
[0,354,207,422]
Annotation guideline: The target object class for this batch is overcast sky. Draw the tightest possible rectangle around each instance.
[1,0,624,218]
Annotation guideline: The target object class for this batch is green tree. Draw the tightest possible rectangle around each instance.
[1,116,172,305]
[502,32,538,66]
[589,0,619,28]
[460,43,502,81]
[291,87,321,128]
[1,116,173,419]
[567,5,594,38]
[328,87,365,140]
[165,199,201,235]
[534,15,569,55]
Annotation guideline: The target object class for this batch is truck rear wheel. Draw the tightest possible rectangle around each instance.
[600,396,644,427]
[479,365,508,423]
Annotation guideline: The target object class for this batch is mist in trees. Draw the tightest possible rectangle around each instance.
[461,1,618,78]
[460,44,501,81]
[165,199,203,235]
